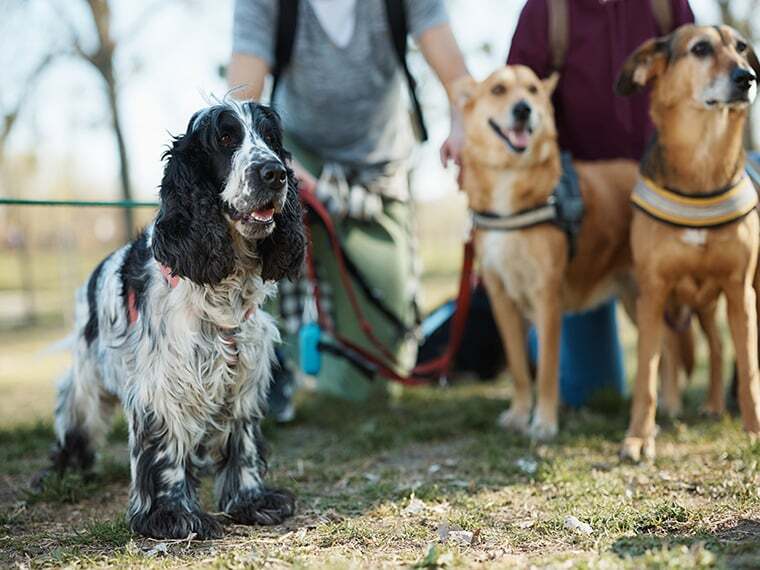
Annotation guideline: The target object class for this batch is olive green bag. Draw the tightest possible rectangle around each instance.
[276,135,419,401]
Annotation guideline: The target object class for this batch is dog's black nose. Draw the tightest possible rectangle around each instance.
[731,67,756,92]
[260,161,287,190]
[512,101,532,122]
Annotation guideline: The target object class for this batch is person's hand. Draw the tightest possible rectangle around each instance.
[440,109,466,186]
[291,159,318,193]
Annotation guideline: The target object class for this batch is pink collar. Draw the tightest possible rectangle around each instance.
[157,262,180,289]
[125,262,255,327]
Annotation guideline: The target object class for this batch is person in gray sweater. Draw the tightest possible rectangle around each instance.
[229,0,470,414]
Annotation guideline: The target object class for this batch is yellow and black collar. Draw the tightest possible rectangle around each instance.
[632,175,758,228]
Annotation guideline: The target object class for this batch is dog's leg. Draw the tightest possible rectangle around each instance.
[483,270,532,433]
[622,282,669,462]
[697,303,724,416]
[38,352,116,487]
[215,418,295,526]
[127,410,222,540]
[530,280,562,441]
[724,282,760,435]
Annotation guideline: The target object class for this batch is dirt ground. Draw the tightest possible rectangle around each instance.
[2,362,760,569]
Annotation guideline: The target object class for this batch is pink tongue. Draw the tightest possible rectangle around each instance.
[253,208,275,221]
[508,130,531,148]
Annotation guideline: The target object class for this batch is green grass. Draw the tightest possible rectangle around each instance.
[4,378,757,568]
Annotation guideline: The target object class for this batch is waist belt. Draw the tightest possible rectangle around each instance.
[632,174,758,228]
[471,152,585,258]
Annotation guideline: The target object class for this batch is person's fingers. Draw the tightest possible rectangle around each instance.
[440,142,450,167]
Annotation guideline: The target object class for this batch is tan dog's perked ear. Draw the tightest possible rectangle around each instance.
[451,75,478,113]
[542,72,560,96]
[615,36,672,96]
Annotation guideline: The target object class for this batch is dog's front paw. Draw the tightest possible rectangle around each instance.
[130,505,223,540]
[620,436,656,464]
[226,488,296,526]
[528,415,558,441]
[497,407,531,433]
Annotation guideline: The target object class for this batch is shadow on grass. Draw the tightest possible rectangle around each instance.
[612,518,760,568]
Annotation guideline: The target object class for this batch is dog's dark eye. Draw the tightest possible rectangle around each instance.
[528,84,538,95]
[691,41,713,58]
[737,41,748,54]
[491,83,507,96]
[219,133,236,147]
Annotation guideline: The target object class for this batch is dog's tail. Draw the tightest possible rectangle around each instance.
[678,325,696,381]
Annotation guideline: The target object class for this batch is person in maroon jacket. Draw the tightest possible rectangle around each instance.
[509,0,694,160]
[505,0,695,406]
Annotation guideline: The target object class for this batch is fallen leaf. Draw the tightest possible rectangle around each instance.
[145,542,169,557]
[403,495,426,516]
[563,515,593,535]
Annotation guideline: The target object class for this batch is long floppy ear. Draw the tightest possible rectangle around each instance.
[152,136,236,285]
[615,35,672,96]
[258,169,305,282]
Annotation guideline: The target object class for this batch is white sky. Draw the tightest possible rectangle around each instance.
[0,0,749,202]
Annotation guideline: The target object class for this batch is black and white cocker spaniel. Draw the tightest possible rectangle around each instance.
[42,101,305,539]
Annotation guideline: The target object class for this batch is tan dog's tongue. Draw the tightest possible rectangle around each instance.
[508,129,531,149]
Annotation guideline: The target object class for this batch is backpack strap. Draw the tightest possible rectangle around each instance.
[272,0,299,104]
[384,0,428,142]
[547,0,673,73]
[651,0,673,34]
[548,0,568,72]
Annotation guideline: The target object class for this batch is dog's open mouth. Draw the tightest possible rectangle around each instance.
[489,119,532,154]
[227,201,277,225]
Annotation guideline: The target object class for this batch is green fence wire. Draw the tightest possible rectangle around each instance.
[0,198,158,208]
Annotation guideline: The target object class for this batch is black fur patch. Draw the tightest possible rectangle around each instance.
[127,411,222,539]
[120,231,152,319]
[50,428,96,475]
[224,487,296,526]
[216,419,268,510]
[84,256,109,346]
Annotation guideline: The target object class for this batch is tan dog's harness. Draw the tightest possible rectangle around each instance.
[471,153,585,258]
[632,174,758,228]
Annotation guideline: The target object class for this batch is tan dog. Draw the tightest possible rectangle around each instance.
[616,24,760,461]
[458,66,640,440]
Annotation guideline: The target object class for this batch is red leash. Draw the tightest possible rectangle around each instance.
[299,187,476,385]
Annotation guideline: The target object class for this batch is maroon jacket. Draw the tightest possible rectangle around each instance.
[507,0,694,161]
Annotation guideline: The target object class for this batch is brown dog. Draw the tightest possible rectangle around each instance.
[458,66,640,440]
[616,24,760,461]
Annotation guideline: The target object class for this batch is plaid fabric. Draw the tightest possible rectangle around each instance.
[278,269,333,335]
[278,160,420,354]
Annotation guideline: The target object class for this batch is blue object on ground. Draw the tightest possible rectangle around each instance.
[528,299,625,407]
[299,321,323,376]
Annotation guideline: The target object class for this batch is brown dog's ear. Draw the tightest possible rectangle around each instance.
[451,75,478,112]
[542,72,560,96]
[615,36,671,96]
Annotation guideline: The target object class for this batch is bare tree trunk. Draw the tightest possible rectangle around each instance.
[104,77,134,238]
